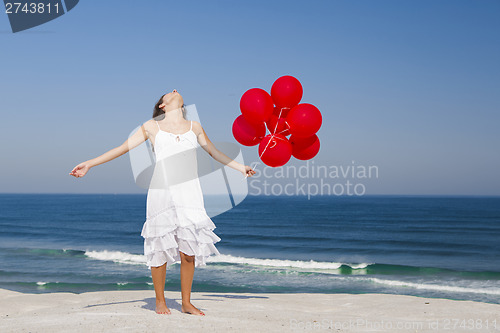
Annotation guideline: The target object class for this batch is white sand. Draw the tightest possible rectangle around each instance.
[0,288,499,332]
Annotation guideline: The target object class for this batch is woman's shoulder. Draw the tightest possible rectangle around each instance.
[142,119,157,136]
[191,120,202,134]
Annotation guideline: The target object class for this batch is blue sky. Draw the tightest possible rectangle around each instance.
[0,0,499,195]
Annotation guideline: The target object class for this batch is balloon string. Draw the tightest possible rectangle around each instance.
[249,108,291,178]
[264,120,271,134]
[260,108,291,159]
[271,107,290,135]
[246,134,289,179]
[271,135,289,142]
[271,108,283,135]
[258,132,288,159]
[274,128,288,136]
[244,161,259,179]
[259,135,274,159]
[245,121,273,179]
[284,120,291,131]
[246,108,290,179]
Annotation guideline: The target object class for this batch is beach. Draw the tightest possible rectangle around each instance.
[1,195,500,332]
[1,288,499,332]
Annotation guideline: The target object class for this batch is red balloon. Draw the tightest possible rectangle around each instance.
[286,103,322,138]
[290,134,320,160]
[232,115,266,146]
[240,88,274,124]
[271,76,303,109]
[266,114,290,136]
[258,134,292,167]
[272,105,291,118]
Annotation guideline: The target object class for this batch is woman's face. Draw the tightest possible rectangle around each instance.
[161,89,184,110]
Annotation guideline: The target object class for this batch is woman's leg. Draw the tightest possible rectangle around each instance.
[151,262,171,314]
[180,251,205,315]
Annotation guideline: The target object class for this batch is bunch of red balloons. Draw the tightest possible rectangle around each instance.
[232,75,322,167]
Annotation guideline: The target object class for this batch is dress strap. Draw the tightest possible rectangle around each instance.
[190,120,193,131]
[155,121,161,131]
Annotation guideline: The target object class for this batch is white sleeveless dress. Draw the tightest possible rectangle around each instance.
[141,120,221,269]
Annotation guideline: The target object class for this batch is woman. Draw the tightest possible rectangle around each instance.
[69,89,256,316]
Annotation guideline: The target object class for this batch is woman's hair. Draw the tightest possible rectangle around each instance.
[153,94,187,120]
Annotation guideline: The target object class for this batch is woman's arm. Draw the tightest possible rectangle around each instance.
[69,122,149,178]
[194,121,256,177]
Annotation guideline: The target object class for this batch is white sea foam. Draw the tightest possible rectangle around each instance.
[82,250,499,296]
[206,253,370,270]
[84,250,368,270]
[84,250,146,265]
[365,277,500,295]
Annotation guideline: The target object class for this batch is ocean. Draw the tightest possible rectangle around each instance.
[0,194,499,305]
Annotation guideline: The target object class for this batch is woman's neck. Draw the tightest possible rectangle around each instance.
[161,107,184,123]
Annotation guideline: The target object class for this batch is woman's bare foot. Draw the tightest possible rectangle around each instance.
[156,299,171,314]
[182,302,205,316]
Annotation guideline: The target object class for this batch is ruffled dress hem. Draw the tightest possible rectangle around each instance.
[141,205,221,269]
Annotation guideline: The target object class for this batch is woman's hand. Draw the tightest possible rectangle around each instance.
[242,165,256,178]
[69,162,91,178]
